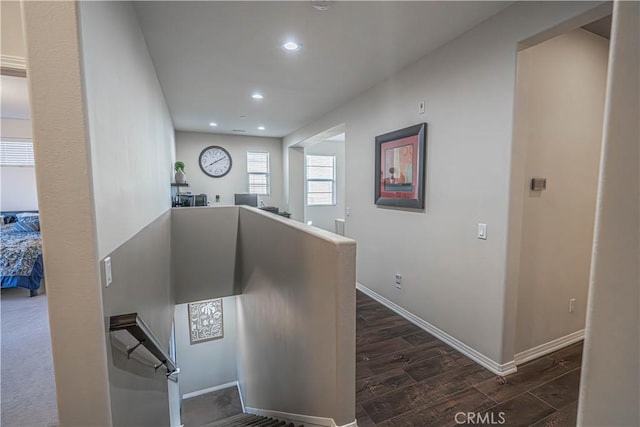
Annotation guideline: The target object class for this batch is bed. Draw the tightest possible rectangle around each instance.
[0,213,44,297]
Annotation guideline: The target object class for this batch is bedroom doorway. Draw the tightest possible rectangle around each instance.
[1,2,58,422]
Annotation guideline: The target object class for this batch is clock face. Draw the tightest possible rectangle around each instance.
[199,146,232,178]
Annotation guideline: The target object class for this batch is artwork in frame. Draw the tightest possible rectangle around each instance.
[375,123,427,209]
[188,298,223,344]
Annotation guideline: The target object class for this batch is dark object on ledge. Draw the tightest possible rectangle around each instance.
[259,206,291,219]
[234,193,258,207]
[260,206,279,214]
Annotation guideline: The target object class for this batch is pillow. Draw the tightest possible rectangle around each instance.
[13,221,40,232]
[16,212,39,218]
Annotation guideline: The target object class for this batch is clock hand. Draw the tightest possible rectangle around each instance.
[206,157,226,168]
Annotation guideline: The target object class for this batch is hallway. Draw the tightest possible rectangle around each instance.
[355,290,582,426]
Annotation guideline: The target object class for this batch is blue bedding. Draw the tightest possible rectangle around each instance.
[0,223,44,291]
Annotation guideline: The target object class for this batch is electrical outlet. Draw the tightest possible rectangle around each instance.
[104,257,112,287]
[395,273,402,289]
[418,100,425,114]
[569,298,576,313]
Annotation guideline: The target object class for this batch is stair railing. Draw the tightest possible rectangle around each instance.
[109,313,179,382]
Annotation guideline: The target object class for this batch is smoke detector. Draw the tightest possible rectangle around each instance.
[312,1,330,11]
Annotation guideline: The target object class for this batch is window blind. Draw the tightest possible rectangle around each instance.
[0,141,35,166]
[306,155,335,206]
[247,152,270,195]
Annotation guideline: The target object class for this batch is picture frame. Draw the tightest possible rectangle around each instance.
[375,123,427,209]
[188,298,224,344]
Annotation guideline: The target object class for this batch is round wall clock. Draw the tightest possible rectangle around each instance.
[199,145,232,178]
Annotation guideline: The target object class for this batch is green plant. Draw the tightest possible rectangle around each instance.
[174,161,185,172]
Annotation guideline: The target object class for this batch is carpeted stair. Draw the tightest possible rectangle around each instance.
[202,412,303,427]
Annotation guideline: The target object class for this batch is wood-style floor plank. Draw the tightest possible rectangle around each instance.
[529,401,578,427]
[354,290,583,426]
[529,368,581,410]
[376,388,495,427]
[356,368,417,402]
[473,343,583,403]
[477,393,555,427]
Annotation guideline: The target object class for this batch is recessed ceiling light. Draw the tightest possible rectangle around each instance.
[257,126,265,130]
[282,41,301,51]
[251,93,264,100]
[209,122,217,127]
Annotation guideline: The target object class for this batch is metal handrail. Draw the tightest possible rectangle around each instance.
[109,313,178,380]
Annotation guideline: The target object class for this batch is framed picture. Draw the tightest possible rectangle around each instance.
[188,298,223,344]
[375,123,427,209]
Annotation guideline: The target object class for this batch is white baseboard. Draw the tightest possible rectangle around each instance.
[514,329,585,366]
[356,283,517,376]
[245,407,356,427]
[182,381,239,400]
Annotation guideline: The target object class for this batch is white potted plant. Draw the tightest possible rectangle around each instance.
[174,161,187,184]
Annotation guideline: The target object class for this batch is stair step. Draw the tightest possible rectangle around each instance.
[200,413,304,427]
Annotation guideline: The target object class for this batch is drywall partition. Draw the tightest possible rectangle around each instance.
[235,207,356,426]
[175,297,238,397]
[22,1,112,425]
[101,211,173,426]
[176,132,284,209]
[512,29,608,355]
[79,1,176,259]
[172,206,240,303]
[282,1,608,368]
[78,1,177,424]
[578,2,639,425]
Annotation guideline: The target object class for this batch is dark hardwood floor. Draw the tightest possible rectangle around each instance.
[356,290,583,427]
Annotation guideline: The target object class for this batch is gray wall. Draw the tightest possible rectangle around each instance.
[78,2,177,424]
[101,212,173,427]
[175,132,284,209]
[172,206,240,303]
[512,29,608,354]
[175,297,238,397]
[79,2,176,260]
[578,2,640,425]
[235,208,356,426]
[283,1,607,366]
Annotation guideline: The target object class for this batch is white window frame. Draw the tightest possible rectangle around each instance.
[0,140,35,167]
[247,151,270,195]
[306,154,336,206]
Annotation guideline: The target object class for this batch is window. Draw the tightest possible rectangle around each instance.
[0,141,34,166]
[306,155,336,206]
[247,152,270,195]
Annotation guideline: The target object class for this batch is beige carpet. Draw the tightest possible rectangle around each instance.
[1,287,58,427]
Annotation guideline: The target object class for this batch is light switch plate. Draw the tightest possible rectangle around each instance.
[418,100,425,114]
[104,257,112,287]
[477,223,487,240]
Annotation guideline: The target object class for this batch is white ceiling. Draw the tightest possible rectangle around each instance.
[135,1,511,138]
[0,75,30,120]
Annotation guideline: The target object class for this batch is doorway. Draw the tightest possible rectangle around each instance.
[509,16,611,360]
[288,124,346,235]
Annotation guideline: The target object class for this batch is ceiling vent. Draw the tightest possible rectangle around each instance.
[232,129,246,133]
